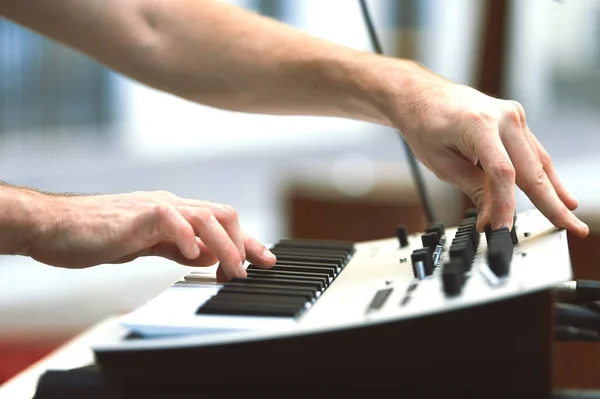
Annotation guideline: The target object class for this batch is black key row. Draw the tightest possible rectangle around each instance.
[443,211,518,296]
[196,239,355,318]
[448,216,480,273]
[442,211,480,296]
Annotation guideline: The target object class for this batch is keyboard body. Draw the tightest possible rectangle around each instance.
[93,209,571,398]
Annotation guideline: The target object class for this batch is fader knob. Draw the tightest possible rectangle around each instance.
[411,248,435,277]
[449,241,474,271]
[426,222,445,238]
[510,214,518,245]
[488,248,510,277]
[442,259,466,296]
[421,232,440,250]
[484,225,492,244]
[396,225,409,248]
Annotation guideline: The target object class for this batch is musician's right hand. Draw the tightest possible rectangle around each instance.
[23,190,276,281]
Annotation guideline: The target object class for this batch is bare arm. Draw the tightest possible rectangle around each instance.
[0,0,588,237]
[0,183,276,280]
[0,0,392,124]
[0,184,42,256]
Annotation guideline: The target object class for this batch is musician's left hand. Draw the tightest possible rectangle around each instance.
[22,190,276,281]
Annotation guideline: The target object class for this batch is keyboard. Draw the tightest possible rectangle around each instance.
[92,208,571,398]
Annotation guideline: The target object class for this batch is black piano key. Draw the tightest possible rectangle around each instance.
[273,254,344,268]
[247,263,336,278]
[205,292,308,308]
[270,249,351,264]
[246,269,330,287]
[274,260,340,274]
[244,274,326,291]
[231,277,323,291]
[273,239,355,253]
[224,281,318,297]
[219,285,314,302]
[195,238,357,319]
[197,301,303,318]
[270,247,352,257]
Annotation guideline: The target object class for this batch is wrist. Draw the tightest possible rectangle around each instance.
[352,54,448,132]
[0,186,48,256]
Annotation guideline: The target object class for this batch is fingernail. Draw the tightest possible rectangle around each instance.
[238,262,247,277]
[263,247,276,260]
[189,244,200,259]
[578,220,588,232]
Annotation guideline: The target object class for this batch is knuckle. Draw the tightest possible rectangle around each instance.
[522,165,548,190]
[155,190,176,200]
[510,100,526,119]
[504,101,526,127]
[468,186,486,209]
[490,162,516,182]
[467,111,495,129]
[505,109,522,127]
[152,203,173,219]
[193,207,215,224]
[221,204,239,222]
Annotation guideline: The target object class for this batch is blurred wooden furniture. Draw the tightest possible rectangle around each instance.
[553,216,600,389]
[286,178,427,242]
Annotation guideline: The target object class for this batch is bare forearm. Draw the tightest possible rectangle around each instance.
[0,184,43,256]
[0,0,419,124]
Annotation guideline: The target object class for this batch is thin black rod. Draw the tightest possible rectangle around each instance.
[358,0,437,224]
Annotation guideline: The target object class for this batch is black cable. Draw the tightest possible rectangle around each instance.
[357,0,437,224]
[555,303,600,331]
[555,280,600,304]
[555,325,600,342]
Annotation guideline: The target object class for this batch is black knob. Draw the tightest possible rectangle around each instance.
[421,232,440,250]
[396,225,409,248]
[457,224,479,249]
[442,259,466,296]
[489,227,513,259]
[426,222,445,238]
[486,227,514,276]
[510,214,518,245]
[484,224,492,244]
[449,240,474,271]
[411,248,434,278]
[488,248,510,277]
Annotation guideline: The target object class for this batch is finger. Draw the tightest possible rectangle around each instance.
[179,200,246,266]
[152,205,199,259]
[216,267,228,283]
[499,116,587,236]
[472,128,516,230]
[208,203,246,263]
[147,239,219,266]
[526,128,579,210]
[180,207,245,280]
[434,153,491,232]
[243,233,276,268]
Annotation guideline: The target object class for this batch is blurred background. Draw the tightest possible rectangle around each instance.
[1,0,599,389]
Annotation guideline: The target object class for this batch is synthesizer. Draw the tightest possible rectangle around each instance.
[92,208,571,398]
